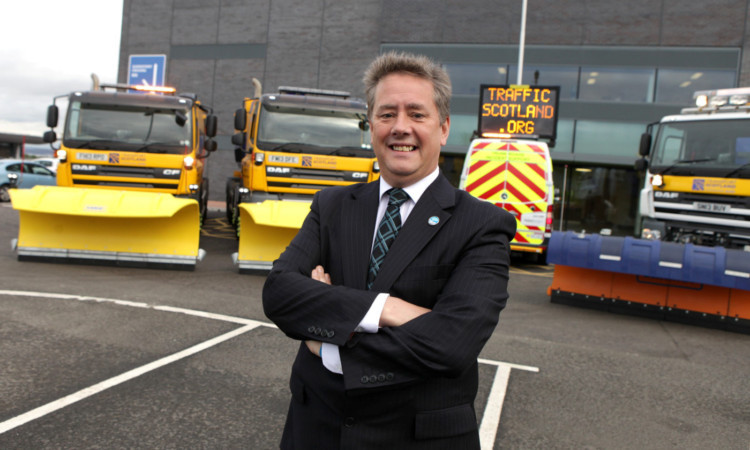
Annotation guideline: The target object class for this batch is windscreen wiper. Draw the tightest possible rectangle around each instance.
[270,143,323,153]
[723,161,750,178]
[328,146,373,157]
[70,139,120,150]
[658,157,716,175]
[135,142,172,153]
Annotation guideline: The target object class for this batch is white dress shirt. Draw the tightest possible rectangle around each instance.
[321,167,440,373]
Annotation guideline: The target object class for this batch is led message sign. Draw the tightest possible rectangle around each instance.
[478,85,559,140]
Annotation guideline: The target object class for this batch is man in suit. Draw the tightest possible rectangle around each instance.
[263,51,516,449]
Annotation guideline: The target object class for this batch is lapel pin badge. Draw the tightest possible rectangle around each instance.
[428,216,439,226]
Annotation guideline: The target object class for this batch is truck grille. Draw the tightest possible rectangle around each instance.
[265,166,369,187]
[70,164,181,190]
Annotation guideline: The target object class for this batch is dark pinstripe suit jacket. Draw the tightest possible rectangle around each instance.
[263,173,516,450]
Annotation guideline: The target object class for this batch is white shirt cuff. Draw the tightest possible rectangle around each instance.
[320,293,387,374]
[321,342,343,374]
[355,293,388,333]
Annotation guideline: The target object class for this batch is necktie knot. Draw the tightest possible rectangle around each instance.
[387,188,409,207]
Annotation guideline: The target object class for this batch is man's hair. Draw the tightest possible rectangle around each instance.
[363,51,452,124]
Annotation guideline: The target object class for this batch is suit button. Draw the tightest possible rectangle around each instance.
[360,376,369,384]
[386,372,394,381]
[368,375,378,383]
[327,330,335,338]
[315,327,322,335]
[377,374,386,382]
[308,326,315,334]
[344,417,355,427]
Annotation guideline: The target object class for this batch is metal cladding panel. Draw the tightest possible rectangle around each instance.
[547,231,750,291]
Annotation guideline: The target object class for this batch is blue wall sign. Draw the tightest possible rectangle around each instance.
[128,54,167,87]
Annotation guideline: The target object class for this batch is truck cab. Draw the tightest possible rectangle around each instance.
[46,83,218,223]
[226,83,378,227]
[636,87,750,250]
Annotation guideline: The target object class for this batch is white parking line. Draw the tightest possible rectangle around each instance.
[0,289,272,327]
[478,359,539,450]
[0,289,539,446]
[0,323,258,435]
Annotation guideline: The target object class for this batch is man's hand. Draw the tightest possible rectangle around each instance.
[380,296,430,327]
[305,340,322,358]
[312,265,331,285]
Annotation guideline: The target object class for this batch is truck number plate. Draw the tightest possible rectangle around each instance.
[268,155,299,164]
[694,202,730,212]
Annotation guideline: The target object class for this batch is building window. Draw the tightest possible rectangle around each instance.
[508,65,579,99]
[655,69,736,105]
[557,165,641,236]
[444,63,508,96]
[446,113,478,147]
[579,67,655,102]
[574,120,645,156]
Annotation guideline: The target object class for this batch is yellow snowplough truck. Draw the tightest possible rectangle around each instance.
[10,79,218,270]
[227,81,378,271]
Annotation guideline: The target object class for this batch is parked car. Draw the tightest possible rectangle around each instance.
[0,159,57,202]
[33,157,59,173]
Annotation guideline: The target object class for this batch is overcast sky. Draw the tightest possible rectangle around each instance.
[0,1,124,136]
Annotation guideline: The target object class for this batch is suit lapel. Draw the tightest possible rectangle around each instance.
[370,175,456,292]
[341,182,379,289]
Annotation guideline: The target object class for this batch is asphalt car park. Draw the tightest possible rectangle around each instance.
[1,203,749,449]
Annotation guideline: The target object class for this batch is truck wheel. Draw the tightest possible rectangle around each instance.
[200,178,209,226]
[0,184,10,202]
[225,177,240,226]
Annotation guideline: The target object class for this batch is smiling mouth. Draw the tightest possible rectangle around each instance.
[391,145,416,152]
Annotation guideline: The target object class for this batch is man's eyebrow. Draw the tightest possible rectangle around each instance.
[375,102,428,111]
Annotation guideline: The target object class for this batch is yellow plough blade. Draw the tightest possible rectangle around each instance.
[234,200,311,272]
[10,186,203,270]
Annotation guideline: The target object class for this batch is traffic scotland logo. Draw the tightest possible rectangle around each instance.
[692,178,704,191]
[302,156,312,167]
[109,153,120,164]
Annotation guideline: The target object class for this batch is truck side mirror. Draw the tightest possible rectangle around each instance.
[43,130,57,143]
[234,108,246,131]
[205,115,217,138]
[46,105,59,128]
[231,132,245,147]
[634,158,649,172]
[638,133,651,157]
[204,139,218,152]
[234,148,245,163]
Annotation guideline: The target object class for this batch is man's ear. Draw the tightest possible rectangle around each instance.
[440,116,450,146]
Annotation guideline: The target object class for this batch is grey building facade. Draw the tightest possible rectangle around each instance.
[117,0,750,236]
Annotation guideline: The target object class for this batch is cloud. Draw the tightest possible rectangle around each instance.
[0,0,123,136]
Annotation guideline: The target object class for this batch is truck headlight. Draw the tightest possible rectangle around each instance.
[641,228,661,241]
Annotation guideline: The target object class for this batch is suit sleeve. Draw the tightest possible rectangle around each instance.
[262,190,378,347]
[338,201,516,390]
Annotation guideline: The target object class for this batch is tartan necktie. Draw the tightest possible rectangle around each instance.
[367,188,409,289]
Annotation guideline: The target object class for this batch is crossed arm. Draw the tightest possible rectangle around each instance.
[304,265,430,357]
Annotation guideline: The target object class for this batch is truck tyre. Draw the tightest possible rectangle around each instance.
[200,178,209,226]
[225,177,241,226]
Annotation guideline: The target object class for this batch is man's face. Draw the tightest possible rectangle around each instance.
[369,72,450,188]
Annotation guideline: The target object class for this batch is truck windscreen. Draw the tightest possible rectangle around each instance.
[651,118,750,178]
[257,105,371,154]
[64,101,192,154]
